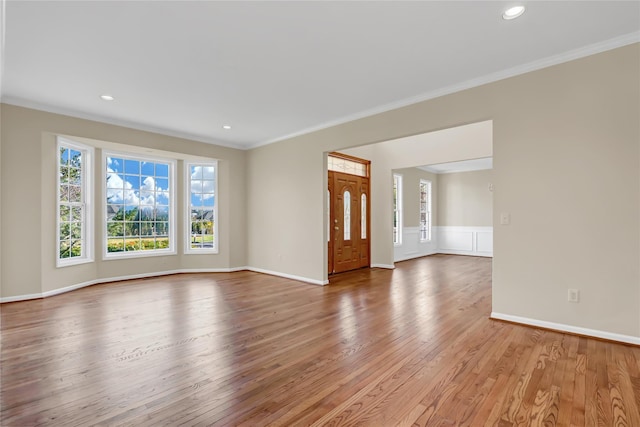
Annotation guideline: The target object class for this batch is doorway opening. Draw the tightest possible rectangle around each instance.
[333,120,493,272]
[328,152,370,275]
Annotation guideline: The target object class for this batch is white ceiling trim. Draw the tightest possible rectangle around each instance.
[419,158,493,174]
[249,31,640,150]
[2,31,638,152]
[0,95,245,150]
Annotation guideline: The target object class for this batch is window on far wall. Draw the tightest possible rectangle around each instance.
[104,153,175,258]
[393,174,402,245]
[419,179,432,241]
[57,138,93,267]
[186,162,218,253]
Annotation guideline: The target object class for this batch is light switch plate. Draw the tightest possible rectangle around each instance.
[500,212,510,225]
[568,289,580,302]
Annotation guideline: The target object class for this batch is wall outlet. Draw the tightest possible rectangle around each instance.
[568,289,579,303]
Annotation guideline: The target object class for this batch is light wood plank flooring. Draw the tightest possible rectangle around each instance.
[1,254,639,426]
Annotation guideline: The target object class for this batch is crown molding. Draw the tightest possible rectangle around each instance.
[0,96,247,150]
[3,32,638,151]
[248,31,640,149]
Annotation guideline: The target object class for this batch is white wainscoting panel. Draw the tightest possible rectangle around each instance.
[438,229,474,252]
[436,226,493,257]
[476,231,493,254]
[394,226,493,261]
[394,226,438,262]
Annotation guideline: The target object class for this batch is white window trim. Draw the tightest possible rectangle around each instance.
[102,151,177,260]
[56,137,94,267]
[419,179,432,242]
[185,161,219,254]
[393,173,402,246]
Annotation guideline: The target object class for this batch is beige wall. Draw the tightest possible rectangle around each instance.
[1,105,246,298]
[437,169,492,227]
[392,167,438,228]
[1,44,638,340]
[247,44,640,337]
[247,138,326,280]
[392,167,492,229]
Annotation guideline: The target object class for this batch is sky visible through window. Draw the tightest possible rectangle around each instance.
[106,156,171,252]
[189,165,215,211]
[103,156,216,253]
[107,157,170,209]
[189,165,216,249]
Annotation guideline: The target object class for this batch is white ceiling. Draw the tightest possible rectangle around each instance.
[2,1,639,149]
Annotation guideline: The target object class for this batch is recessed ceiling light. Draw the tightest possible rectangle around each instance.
[222,125,232,130]
[100,94,115,101]
[503,5,525,20]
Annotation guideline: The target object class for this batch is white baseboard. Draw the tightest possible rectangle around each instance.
[0,292,45,303]
[0,266,268,303]
[176,267,248,274]
[245,267,328,286]
[490,312,640,346]
[395,251,438,262]
[371,264,395,269]
[437,250,492,258]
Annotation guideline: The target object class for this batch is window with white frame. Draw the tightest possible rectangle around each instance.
[57,138,93,266]
[105,153,175,258]
[393,174,402,245]
[419,179,432,241]
[186,162,218,253]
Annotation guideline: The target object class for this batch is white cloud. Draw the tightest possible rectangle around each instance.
[141,176,155,193]
[191,166,215,199]
[106,171,139,205]
[107,169,170,210]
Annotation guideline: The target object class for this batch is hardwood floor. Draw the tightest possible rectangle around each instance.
[1,254,639,426]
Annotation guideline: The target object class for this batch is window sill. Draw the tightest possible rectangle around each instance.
[185,249,219,255]
[56,257,94,268]
[103,249,177,261]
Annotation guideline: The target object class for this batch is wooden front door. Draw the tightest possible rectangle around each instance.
[329,170,370,274]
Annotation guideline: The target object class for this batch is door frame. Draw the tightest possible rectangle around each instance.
[327,152,371,275]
